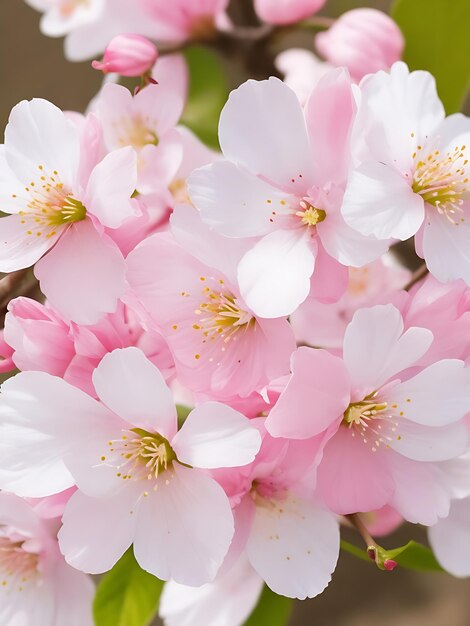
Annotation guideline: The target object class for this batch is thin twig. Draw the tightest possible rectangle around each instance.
[404,263,429,291]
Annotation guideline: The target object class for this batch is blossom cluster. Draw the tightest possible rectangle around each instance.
[1,1,470,625]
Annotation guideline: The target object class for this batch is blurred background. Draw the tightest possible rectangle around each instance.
[1,1,469,624]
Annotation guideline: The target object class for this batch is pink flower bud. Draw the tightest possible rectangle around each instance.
[92,33,158,77]
[254,0,326,25]
[315,9,404,81]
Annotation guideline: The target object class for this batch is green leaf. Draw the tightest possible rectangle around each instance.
[340,539,444,572]
[181,46,229,148]
[243,586,293,626]
[176,403,192,428]
[392,0,470,112]
[386,540,444,572]
[93,549,163,626]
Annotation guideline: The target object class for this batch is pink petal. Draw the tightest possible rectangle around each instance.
[35,220,126,324]
[266,347,351,439]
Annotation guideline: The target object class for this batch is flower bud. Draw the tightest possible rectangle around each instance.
[92,33,158,77]
[315,8,404,81]
[254,0,326,25]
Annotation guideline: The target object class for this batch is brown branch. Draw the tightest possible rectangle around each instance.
[404,263,429,291]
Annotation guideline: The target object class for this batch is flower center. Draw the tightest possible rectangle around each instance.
[343,392,400,452]
[412,143,469,224]
[117,116,158,150]
[103,428,176,483]
[295,200,326,227]
[59,0,89,18]
[0,535,39,592]
[192,278,255,349]
[14,166,86,239]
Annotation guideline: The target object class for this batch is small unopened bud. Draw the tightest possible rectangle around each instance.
[92,34,158,77]
[315,8,404,81]
[254,0,326,25]
[384,559,398,571]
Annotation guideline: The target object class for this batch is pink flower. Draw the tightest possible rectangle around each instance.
[189,70,388,318]
[92,33,158,76]
[3,297,174,396]
[126,205,296,399]
[210,425,340,599]
[342,62,470,286]
[316,9,404,81]
[93,82,184,194]
[0,99,139,324]
[0,491,94,626]
[0,347,261,585]
[266,304,470,524]
[291,256,410,350]
[254,0,326,25]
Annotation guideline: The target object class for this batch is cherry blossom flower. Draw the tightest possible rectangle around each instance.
[0,347,261,585]
[0,491,94,626]
[266,304,470,524]
[126,205,296,399]
[3,297,174,396]
[189,70,388,318]
[210,424,340,599]
[0,98,139,324]
[275,49,334,105]
[342,62,470,285]
[93,82,184,194]
[24,0,105,38]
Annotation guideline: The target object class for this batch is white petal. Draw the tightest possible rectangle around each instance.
[247,494,339,599]
[133,464,234,585]
[429,497,470,577]
[92,347,177,437]
[385,360,470,426]
[238,229,316,318]
[5,98,80,187]
[172,402,261,469]
[389,456,450,525]
[0,371,112,497]
[219,78,314,192]
[85,147,139,228]
[59,488,138,574]
[356,62,445,169]
[159,555,263,626]
[343,304,433,393]
[188,162,290,237]
[0,213,58,272]
[387,417,468,462]
[50,560,95,626]
[342,161,425,240]
[422,206,470,285]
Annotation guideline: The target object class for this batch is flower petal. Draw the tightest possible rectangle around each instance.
[219,78,314,193]
[343,304,433,394]
[172,402,261,469]
[92,347,177,437]
[384,360,470,426]
[133,464,234,585]
[246,494,339,599]
[341,161,425,240]
[266,347,351,439]
[34,220,126,324]
[428,497,470,577]
[238,229,316,318]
